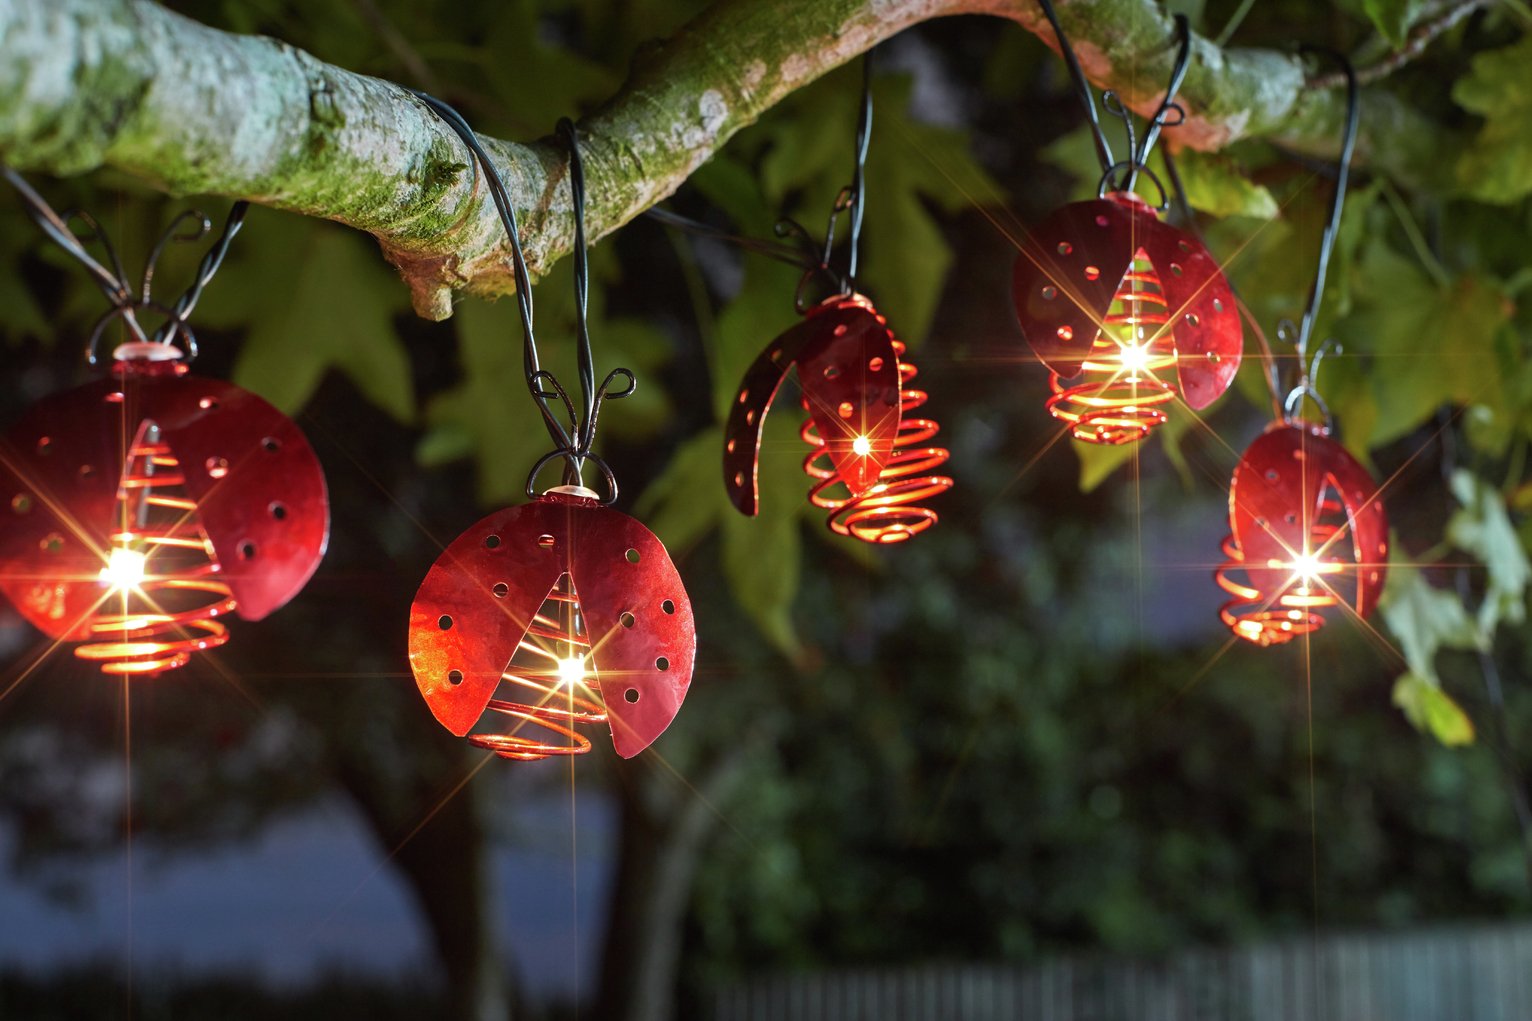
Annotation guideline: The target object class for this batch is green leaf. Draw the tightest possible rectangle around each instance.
[1447,468,1530,636]
[1073,412,1192,492]
[1379,561,1482,681]
[1156,150,1278,220]
[634,427,729,555]
[229,223,414,421]
[1454,35,1532,204]
[1391,673,1476,746]
[1362,0,1426,49]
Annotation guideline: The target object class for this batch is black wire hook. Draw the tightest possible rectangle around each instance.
[2,166,247,365]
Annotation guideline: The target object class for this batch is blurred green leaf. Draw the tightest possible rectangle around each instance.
[1447,468,1530,636]
[1073,408,1192,492]
[1362,0,1426,48]
[1454,34,1532,204]
[634,426,729,555]
[1159,150,1278,220]
[1380,562,1482,681]
[227,223,415,420]
[1391,672,1475,746]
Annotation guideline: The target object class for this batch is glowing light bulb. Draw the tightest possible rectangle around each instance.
[99,548,147,591]
[851,435,872,457]
[1291,551,1323,583]
[556,655,585,687]
[1118,343,1151,375]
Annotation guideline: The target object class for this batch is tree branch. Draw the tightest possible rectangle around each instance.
[1307,0,1492,89]
[0,0,1453,320]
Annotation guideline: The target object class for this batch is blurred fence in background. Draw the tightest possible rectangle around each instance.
[711,922,1532,1021]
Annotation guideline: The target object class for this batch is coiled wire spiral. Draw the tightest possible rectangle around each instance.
[801,342,952,544]
[467,574,608,760]
[75,422,236,674]
[1215,486,1350,647]
[1046,252,1177,445]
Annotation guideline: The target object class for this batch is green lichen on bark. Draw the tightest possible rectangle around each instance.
[0,0,1452,319]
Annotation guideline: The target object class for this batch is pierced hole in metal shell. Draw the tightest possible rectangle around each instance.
[1255,517,1268,528]
[823,365,841,380]
[438,614,453,630]
[1213,298,1224,313]
[745,409,756,426]
[35,437,51,456]
[661,599,675,615]
[536,534,554,549]
[726,438,736,454]
[448,670,464,686]
[269,501,288,521]
[1170,263,1184,276]
[1208,352,1221,363]
[484,534,502,549]
[105,392,124,404]
[1041,285,1057,300]
[239,541,257,560]
[1284,513,1297,524]
[1265,470,1279,482]
[1056,242,1073,255]
[1184,312,1200,327]
[79,464,95,479]
[733,471,744,488]
[39,533,63,553]
[493,583,509,598]
[1095,214,1109,227]
[833,324,848,337]
[1057,326,1073,342]
[770,348,783,363]
[625,548,641,564]
[1084,266,1100,281]
[206,456,229,479]
[199,396,220,410]
[262,437,281,452]
[868,357,884,372]
[737,389,748,405]
[624,688,640,703]
[838,402,854,420]
[655,656,670,671]
[620,612,635,628]
[11,494,32,514]
[1178,240,1192,253]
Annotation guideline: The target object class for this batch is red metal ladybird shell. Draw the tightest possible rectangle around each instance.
[724,294,901,516]
[408,491,696,759]
[1221,423,1388,639]
[0,357,329,640]
[1012,193,1241,410]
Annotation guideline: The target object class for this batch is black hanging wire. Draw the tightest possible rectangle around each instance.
[2,166,247,364]
[408,91,632,503]
[1034,1,1190,206]
[644,51,876,313]
[1275,48,1359,431]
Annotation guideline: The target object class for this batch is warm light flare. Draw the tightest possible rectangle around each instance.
[557,655,586,688]
[99,547,147,591]
[851,435,872,457]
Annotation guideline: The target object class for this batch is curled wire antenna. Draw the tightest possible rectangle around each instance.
[407,93,634,503]
[1036,1,1190,207]
[2,167,247,365]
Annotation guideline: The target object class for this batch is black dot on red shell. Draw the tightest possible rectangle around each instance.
[493,583,509,598]
[485,534,502,549]
[625,548,641,564]
[624,688,640,703]
[655,656,670,671]
[438,614,453,630]
[448,670,464,686]
[239,541,257,560]
[269,501,288,521]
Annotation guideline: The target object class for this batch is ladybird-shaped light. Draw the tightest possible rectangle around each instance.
[1012,192,1242,445]
[1215,423,1387,645]
[724,294,952,544]
[407,487,695,760]
[0,343,330,674]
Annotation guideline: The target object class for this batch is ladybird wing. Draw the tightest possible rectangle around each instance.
[408,503,569,737]
[723,314,824,516]
[1139,222,1242,409]
[0,379,124,639]
[1309,436,1389,617]
[1013,199,1135,376]
[569,505,696,759]
[797,303,902,498]
[149,375,330,620]
[1228,427,1315,603]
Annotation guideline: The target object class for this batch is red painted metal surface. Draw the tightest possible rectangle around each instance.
[724,294,902,516]
[408,490,696,760]
[0,353,329,672]
[1216,423,1389,646]
[1012,193,1242,440]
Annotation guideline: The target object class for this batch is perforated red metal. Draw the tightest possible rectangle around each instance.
[0,354,329,671]
[408,490,696,760]
[1216,423,1389,646]
[1012,193,1242,420]
[723,294,902,516]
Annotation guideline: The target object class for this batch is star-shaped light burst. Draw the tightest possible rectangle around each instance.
[1216,423,1388,646]
[1012,193,1243,445]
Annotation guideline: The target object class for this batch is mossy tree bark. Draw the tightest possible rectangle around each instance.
[0,0,1447,320]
